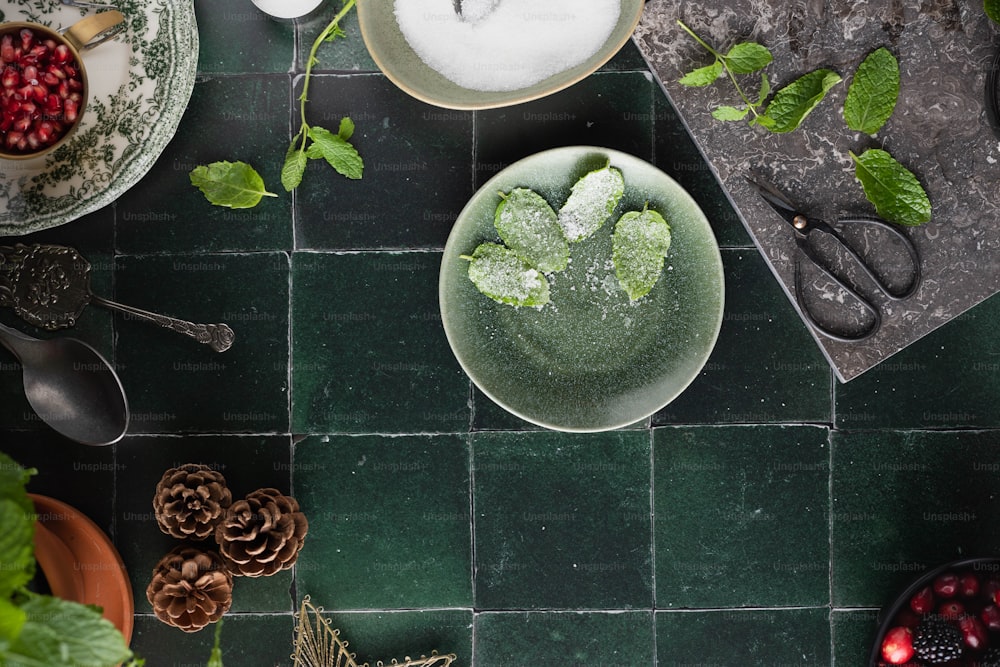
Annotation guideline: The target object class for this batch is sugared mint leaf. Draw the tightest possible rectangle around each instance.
[462,242,550,307]
[494,188,568,273]
[850,149,931,226]
[557,165,625,242]
[724,42,772,74]
[762,69,842,133]
[844,47,899,134]
[612,208,672,300]
[306,126,364,180]
[679,60,723,87]
[190,161,278,209]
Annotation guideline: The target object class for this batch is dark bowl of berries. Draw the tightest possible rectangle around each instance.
[871,557,1000,666]
[0,11,123,160]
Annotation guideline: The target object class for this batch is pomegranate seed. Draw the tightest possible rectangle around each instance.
[52,44,70,64]
[1,35,13,63]
[934,572,960,598]
[2,67,18,89]
[0,27,83,153]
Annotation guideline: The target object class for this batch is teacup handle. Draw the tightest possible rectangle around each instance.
[62,10,126,51]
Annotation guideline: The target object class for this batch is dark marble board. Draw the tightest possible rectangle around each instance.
[634,0,1000,381]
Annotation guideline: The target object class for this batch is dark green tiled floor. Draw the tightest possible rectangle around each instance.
[2,2,1000,665]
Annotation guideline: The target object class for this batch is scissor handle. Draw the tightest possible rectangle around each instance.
[815,216,921,300]
[792,239,882,342]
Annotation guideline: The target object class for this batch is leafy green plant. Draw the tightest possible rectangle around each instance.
[282,0,364,191]
[676,20,840,132]
[0,452,138,667]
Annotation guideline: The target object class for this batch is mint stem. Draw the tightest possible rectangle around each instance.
[676,19,763,119]
[297,0,357,151]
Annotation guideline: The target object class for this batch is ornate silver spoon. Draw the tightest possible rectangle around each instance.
[0,244,235,353]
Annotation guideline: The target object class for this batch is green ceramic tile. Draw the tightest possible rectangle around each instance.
[294,74,474,250]
[654,249,832,425]
[313,609,472,666]
[298,3,378,72]
[656,608,831,665]
[115,434,294,614]
[290,251,469,434]
[654,95,751,248]
[0,433,115,536]
[654,425,830,608]
[474,611,654,666]
[473,431,652,610]
[113,252,289,434]
[835,297,1000,428]
[293,434,472,609]
[195,0,295,74]
[475,72,654,187]
[831,429,1000,607]
[832,608,881,666]
[131,613,295,666]
[115,75,293,254]
[601,38,651,72]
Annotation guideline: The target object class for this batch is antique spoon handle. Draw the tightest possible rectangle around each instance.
[89,295,235,353]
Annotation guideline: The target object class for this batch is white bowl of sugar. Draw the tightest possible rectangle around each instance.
[358,0,645,110]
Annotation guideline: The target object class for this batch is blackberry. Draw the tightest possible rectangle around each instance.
[912,617,963,664]
[982,647,1000,667]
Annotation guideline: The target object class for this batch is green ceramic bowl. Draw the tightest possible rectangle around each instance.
[357,0,645,110]
[440,146,725,432]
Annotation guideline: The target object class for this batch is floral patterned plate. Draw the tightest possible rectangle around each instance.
[0,0,197,235]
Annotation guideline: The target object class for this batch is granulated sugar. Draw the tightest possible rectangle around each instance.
[393,0,621,92]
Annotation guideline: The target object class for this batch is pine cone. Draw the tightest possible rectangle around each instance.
[215,488,308,577]
[146,546,233,632]
[153,463,233,540]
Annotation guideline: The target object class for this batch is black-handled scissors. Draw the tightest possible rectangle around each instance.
[748,175,921,342]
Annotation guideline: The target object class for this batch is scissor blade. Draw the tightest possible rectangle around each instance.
[746,174,804,228]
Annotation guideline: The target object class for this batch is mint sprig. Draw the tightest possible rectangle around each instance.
[282,1,364,191]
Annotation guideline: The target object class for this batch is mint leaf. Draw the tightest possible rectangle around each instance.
[988,0,1000,24]
[844,47,899,134]
[724,42,772,74]
[756,72,770,106]
[612,208,673,300]
[281,142,308,192]
[679,60,723,87]
[306,126,364,180]
[557,165,625,242]
[850,149,932,226]
[712,105,749,121]
[462,242,550,307]
[763,69,842,133]
[190,161,278,209]
[338,116,355,141]
[6,595,132,667]
[494,188,568,273]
